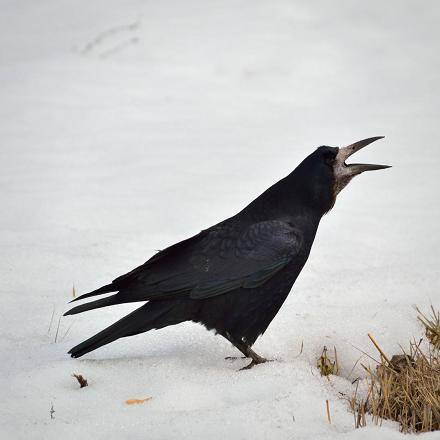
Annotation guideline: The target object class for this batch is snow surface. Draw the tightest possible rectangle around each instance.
[1,1,440,439]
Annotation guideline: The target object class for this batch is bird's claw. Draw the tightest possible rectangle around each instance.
[225,356,247,361]
[239,357,273,371]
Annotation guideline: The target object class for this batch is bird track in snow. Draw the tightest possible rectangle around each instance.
[78,18,141,59]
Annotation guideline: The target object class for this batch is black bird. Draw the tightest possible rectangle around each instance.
[65,137,389,369]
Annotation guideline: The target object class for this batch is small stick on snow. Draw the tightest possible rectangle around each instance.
[61,322,75,341]
[126,397,152,405]
[326,399,331,424]
[48,306,55,334]
[54,316,62,343]
[298,340,304,356]
[334,346,339,375]
[72,373,88,388]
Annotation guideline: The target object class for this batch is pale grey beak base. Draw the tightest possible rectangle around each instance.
[336,136,390,176]
[333,136,390,196]
[338,136,385,161]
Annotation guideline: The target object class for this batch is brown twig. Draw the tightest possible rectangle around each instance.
[72,373,88,388]
[326,400,331,424]
[367,333,392,366]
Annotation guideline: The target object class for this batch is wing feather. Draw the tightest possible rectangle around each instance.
[116,220,303,301]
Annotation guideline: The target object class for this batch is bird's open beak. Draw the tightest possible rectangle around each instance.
[336,136,390,176]
[333,136,390,196]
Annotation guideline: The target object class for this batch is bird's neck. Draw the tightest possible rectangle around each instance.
[240,172,332,225]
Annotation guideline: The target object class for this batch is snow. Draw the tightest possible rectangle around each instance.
[1,1,440,438]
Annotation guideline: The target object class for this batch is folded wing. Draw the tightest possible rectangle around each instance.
[66,220,303,314]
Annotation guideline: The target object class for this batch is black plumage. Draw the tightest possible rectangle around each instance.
[65,137,389,369]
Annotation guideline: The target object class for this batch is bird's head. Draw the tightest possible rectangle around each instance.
[296,136,390,214]
[330,136,390,197]
[246,136,389,219]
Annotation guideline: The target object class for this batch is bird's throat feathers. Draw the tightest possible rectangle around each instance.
[249,153,337,219]
[242,171,335,222]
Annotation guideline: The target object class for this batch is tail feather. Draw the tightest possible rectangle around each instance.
[68,302,174,358]
[70,283,117,303]
[64,295,119,316]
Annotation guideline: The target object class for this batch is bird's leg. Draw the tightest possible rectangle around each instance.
[239,346,270,370]
[222,333,270,370]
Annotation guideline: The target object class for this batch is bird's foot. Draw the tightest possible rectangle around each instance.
[239,357,273,371]
[225,356,247,361]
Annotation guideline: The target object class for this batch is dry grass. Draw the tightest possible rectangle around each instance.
[416,305,440,349]
[349,381,368,429]
[317,346,339,377]
[350,309,440,434]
